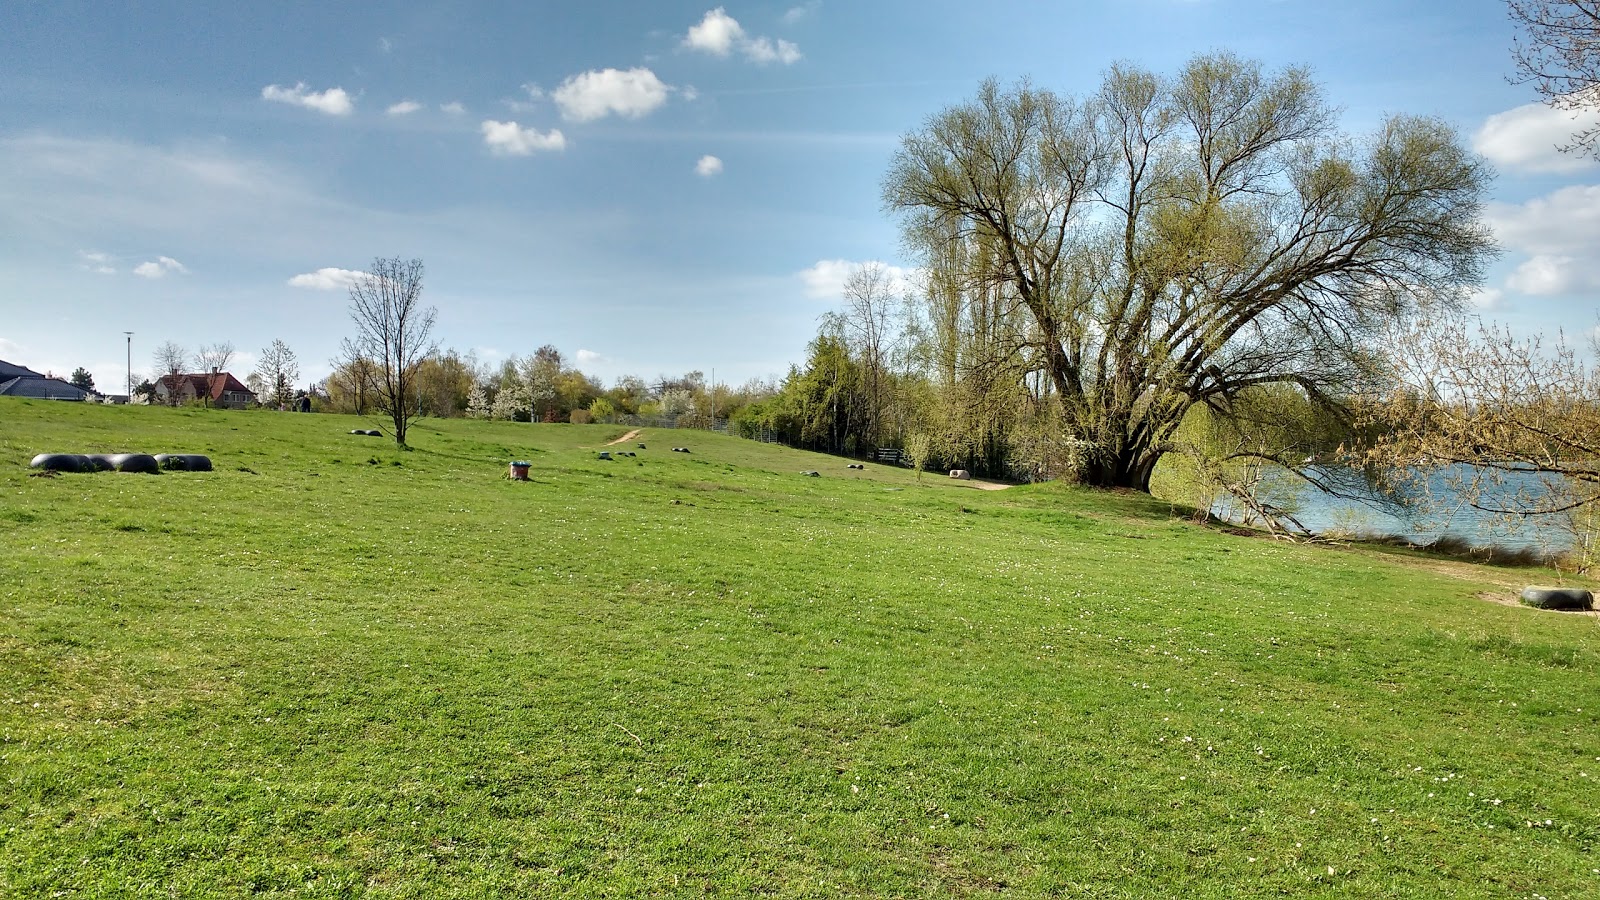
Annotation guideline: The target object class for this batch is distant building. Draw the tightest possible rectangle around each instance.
[155,370,257,409]
[0,358,94,401]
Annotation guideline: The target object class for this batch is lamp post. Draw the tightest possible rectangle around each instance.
[123,331,133,400]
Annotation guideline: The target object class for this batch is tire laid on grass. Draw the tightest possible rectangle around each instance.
[109,453,161,474]
[349,429,366,435]
[366,430,382,436]
[178,454,213,471]
[30,453,91,473]
[84,454,117,471]
[1519,587,1594,611]
[155,453,213,471]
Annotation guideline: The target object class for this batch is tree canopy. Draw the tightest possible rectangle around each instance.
[884,53,1496,490]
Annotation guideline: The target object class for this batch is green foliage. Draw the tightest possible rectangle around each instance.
[1,400,1597,897]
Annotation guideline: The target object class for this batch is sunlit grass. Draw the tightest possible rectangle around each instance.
[2,399,1597,897]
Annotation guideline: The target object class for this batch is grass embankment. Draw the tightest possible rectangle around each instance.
[2,400,1597,898]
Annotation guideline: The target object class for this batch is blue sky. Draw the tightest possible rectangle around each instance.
[2,0,1596,395]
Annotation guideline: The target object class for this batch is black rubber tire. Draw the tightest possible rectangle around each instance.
[84,454,117,471]
[1519,587,1594,611]
[30,453,90,473]
[154,453,183,470]
[179,454,213,471]
[109,453,161,474]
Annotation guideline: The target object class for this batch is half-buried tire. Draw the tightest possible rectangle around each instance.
[1519,587,1594,611]
[109,453,161,474]
[84,454,116,471]
[30,453,92,473]
[155,453,213,471]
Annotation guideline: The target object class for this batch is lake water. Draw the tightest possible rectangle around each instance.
[1212,464,1588,553]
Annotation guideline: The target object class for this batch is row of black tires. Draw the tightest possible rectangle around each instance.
[30,453,213,473]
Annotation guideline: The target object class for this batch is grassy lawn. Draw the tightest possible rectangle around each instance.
[2,399,1597,898]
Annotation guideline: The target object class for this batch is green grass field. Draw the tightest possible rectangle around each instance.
[2,399,1597,898]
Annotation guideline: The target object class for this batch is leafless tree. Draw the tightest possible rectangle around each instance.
[884,53,1496,490]
[1510,0,1600,157]
[152,341,187,406]
[194,342,235,408]
[340,257,436,446]
[832,262,905,449]
[253,339,300,409]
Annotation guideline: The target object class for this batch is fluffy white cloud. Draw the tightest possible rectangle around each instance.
[261,83,355,116]
[386,100,422,116]
[1474,100,1600,175]
[287,267,367,291]
[695,154,723,176]
[552,68,671,122]
[133,256,188,279]
[575,349,605,365]
[1486,184,1600,298]
[684,7,743,55]
[480,120,567,156]
[440,101,466,115]
[797,259,917,300]
[1468,287,1505,310]
[683,8,803,65]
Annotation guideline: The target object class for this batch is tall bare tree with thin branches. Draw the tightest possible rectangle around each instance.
[152,341,187,406]
[194,342,235,408]
[339,257,437,447]
[1509,1,1600,158]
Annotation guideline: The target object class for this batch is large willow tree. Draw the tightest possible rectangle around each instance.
[884,53,1496,490]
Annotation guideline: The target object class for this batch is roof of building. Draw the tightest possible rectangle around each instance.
[157,372,256,401]
[0,358,48,380]
[0,376,92,400]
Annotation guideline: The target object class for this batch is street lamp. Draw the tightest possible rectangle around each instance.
[124,331,133,400]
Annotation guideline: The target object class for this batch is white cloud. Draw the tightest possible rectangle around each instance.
[576,349,605,365]
[261,83,355,116]
[1485,184,1600,300]
[552,67,671,122]
[441,101,466,115]
[386,100,422,116]
[1469,287,1505,310]
[379,37,393,53]
[133,256,188,279]
[1507,255,1589,295]
[287,267,368,291]
[78,250,116,275]
[1474,100,1600,175]
[480,120,567,156]
[695,154,723,176]
[743,37,802,65]
[684,8,744,56]
[683,8,803,65]
[797,259,917,300]
[781,2,820,25]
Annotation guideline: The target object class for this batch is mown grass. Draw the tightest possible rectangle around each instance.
[2,399,1597,898]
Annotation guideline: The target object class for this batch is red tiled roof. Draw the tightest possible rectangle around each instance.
[158,372,256,401]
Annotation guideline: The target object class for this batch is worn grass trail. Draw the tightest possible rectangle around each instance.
[1,400,1597,897]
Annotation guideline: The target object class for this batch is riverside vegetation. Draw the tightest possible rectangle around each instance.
[1,400,1597,898]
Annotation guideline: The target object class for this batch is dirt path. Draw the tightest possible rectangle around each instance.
[606,429,643,446]
[969,480,1011,491]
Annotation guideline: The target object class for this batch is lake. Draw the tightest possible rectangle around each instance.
[1212,464,1591,553]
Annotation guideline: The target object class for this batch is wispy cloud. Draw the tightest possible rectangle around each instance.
[78,250,116,275]
[683,8,802,65]
[552,67,673,122]
[261,82,355,116]
[695,154,723,176]
[386,100,422,116]
[481,120,567,156]
[781,2,820,25]
[287,267,368,291]
[133,256,188,279]
[441,101,466,115]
